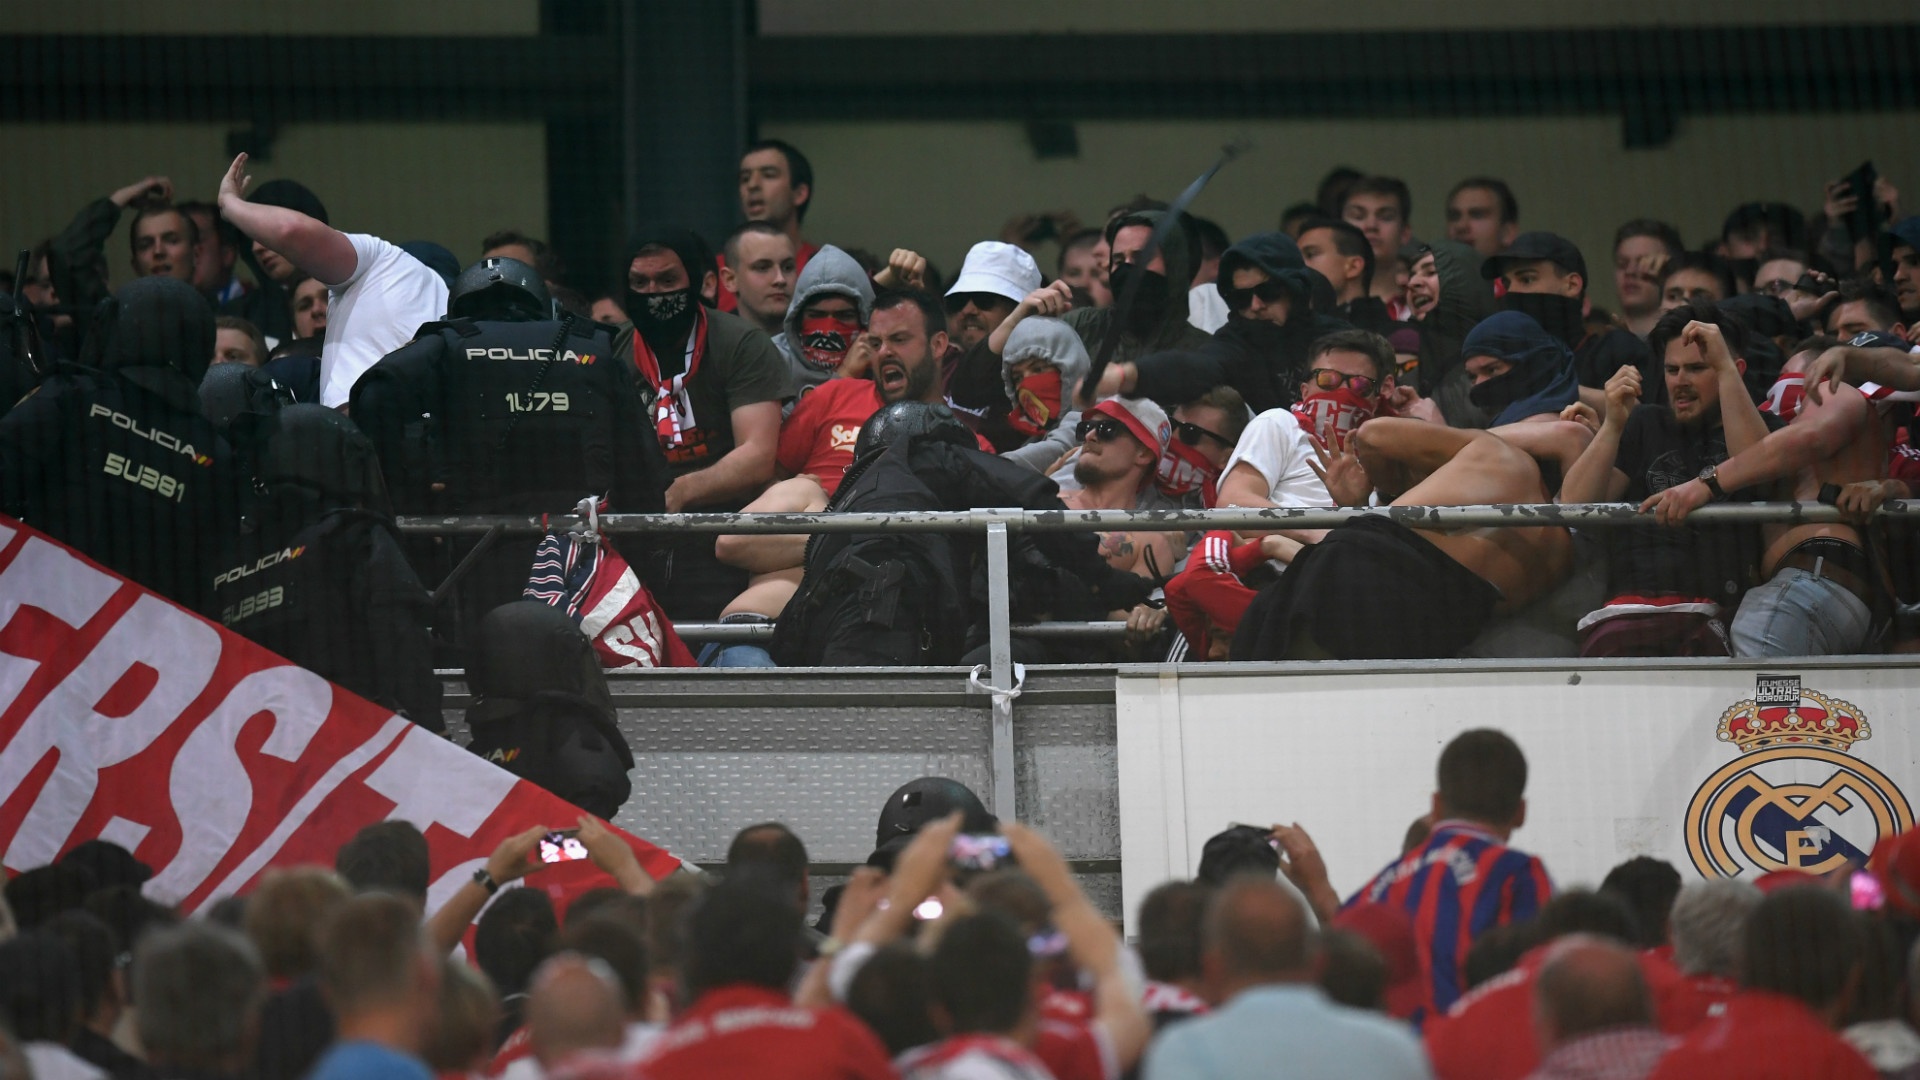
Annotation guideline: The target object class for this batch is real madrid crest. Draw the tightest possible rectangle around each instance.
[1685,674,1913,878]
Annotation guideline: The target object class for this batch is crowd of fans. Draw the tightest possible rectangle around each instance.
[3,143,1919,677]
[4,730,1918,1080]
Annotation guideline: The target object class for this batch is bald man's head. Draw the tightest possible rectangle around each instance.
[527,954,626,1067]
[1532,936,1652,1050]
[1202,878,1314,999]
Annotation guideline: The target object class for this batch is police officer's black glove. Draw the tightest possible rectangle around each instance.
[1089,568,1154,613]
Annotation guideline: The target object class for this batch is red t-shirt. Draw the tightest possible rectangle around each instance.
[1646,990,1875,1080]
[779,378,883,494]
[778,378,996,495]
[1035,1018,1115,1080]
[633,984,896,1080]
[1424,944,1734,1080]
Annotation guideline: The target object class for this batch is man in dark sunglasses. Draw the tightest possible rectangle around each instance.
[1061,397,1186,580]
[944,241,1040,351]
[1094,232,1350,417]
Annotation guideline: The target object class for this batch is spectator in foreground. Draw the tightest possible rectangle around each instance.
[1349,728,1551,1022]
[634,869,894,1079]
[1648,885,1875,1079]
[308,893,442,1080]
[1527,937,1672,1080]
[135,922,267,1080]
[526,954,627,1075]
[1142,878,1428,1080]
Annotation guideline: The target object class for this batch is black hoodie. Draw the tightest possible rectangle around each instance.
[1063,210,1213,372]
[1131,231,1350,413]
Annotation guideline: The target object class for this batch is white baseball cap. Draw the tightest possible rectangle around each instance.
[946,241,1042,305]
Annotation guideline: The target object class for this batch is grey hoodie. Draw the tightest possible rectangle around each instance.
[999,316,1090,472]
[772,244,876,396]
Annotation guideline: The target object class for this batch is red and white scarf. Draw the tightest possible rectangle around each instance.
[630,306,710,449]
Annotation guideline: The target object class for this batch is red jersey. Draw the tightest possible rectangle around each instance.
[634,985,896,1080]
[778,378,996,495]
[898,1034,1053,1080]
[1646,990,1875,1080]
[1035,1018,1114,1080]
[1424,943,1733,1080]
[1347,820,1552,1024]
[779,378,882,494]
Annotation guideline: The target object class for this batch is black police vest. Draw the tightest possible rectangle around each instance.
[429,318,628,513]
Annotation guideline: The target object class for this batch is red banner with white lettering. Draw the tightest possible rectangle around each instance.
[0,518,683,913]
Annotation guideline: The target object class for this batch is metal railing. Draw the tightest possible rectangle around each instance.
[396,500,1918,819]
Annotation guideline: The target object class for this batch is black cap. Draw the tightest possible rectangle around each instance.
[1888,216,1920,255]
[1482,231,1586,282]
[1848,329,1908,351]
[873,777,994,850]
[248,179,329,226]
[59,839,153,891]
[1722,202,1808,250]
[1196,825,1280,886]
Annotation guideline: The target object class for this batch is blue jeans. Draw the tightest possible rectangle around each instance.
[1730,568,1872,657]
[700,644,778,668]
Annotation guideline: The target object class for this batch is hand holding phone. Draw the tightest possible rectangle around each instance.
[538,829,589,864]
[950,833,1013,872]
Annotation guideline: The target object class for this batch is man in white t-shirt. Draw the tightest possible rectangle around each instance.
[216,153,448,408]
[1216,329,1403,547]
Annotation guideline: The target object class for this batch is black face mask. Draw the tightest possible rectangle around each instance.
[625,287,698,349]
[1468,367,1527,411]
[1108,262,1169,340]
[1501,292,1584,349]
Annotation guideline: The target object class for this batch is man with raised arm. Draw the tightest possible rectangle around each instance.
[1559,301,1779,656]
[215,154,448,408]
[1641,330,1898,656]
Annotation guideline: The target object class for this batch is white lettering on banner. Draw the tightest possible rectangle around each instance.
[1114,664,1920,931]
[0,537,120,715]
[601,613,665,667]
[200,715,412,905]
[362,723,517,837]
[145,666,333,901]
[2,595,219,871]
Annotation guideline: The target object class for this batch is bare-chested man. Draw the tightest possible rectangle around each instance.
[1231,418,1572,660]
[1642,339,1895,656]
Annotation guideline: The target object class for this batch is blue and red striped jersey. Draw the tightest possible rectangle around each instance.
[1345,819,1553,1024]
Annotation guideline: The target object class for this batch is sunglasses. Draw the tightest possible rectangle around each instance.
[1309,368,1379,396]
[944,292,1010,315]
[1174,420,1233,448]
[1075,416,1132,443]
[1219,278,1291,312]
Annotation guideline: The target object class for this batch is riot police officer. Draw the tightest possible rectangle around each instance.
[350,257,666,647]
[213,404,444,731]
[0,276,239,612]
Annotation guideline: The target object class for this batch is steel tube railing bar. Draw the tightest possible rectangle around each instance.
[394,500,1920,537]
[674,621,1129,643]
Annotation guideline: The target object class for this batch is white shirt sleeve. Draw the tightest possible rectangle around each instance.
[318,233,451,407]
[1220,408,1332,507]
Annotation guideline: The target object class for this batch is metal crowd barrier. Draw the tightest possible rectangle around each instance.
[397,501,1917,821]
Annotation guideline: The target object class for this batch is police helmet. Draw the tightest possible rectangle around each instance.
[448,256,551,322]
[851,401,974,462]
[254,403,389,512]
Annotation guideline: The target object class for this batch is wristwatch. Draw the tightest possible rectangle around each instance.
[472,867,500,895]
[1698,464,1728,501]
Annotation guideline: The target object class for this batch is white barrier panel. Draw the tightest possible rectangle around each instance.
[1116,660,1920,928]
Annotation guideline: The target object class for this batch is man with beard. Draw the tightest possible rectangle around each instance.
[1063,210,1212,385]
[1297,217,1393,334]
[1560,301,1779,656]
[719,221,796,338]
[616,225,790,619]
[1061,396,1186,578]
[771,244,874,398]
[1483,231,1659,403]
[1095,231,1347,416]
[714,293,980,667]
